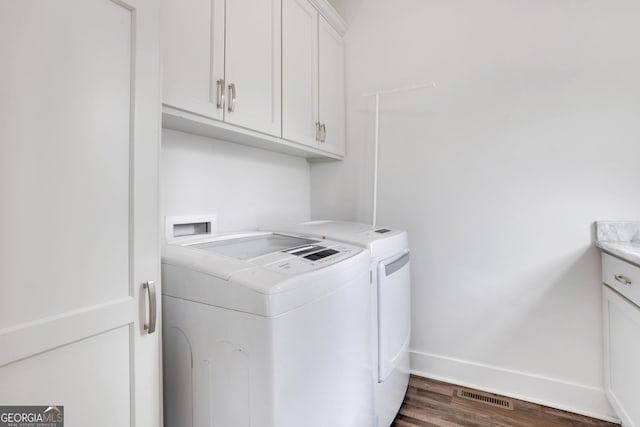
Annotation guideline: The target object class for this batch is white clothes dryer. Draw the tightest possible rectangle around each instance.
[161,231,373,427]
[262,221,411,427]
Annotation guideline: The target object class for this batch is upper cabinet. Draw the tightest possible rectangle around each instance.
[282,0,319,147]
[282,0,345,156]
[318,15,345,156]
[225,0,281,136]
[161,0,225,121]
[161,0,347,160]
[161,0,279,135]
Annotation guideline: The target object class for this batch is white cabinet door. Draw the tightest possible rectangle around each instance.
[0,1,161,426]
[603,285,640,427]
[161,0,225,120]
[318,15,345,156]
[282,0,318,147]
[225,0,281,137]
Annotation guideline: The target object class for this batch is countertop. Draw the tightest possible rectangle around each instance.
[595,221,640,267]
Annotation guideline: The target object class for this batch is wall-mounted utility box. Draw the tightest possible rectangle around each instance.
[165,214,218,243]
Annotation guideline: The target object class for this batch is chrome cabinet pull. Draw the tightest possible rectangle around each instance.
[143,281,157,334]
[216,78,225,109]
[614,274,632,286]
[228,83,236,112]
[320,123,326,143]
[315,122,321,141]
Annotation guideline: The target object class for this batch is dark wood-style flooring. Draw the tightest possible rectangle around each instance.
[392,375,619,427]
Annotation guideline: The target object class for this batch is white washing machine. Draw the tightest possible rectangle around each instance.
[161,230,373,427]
[262,221,411,427]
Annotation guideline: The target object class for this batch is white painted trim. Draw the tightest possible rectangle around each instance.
[0,297,135,367]
[307,0,347,36]
[410,350,619,423]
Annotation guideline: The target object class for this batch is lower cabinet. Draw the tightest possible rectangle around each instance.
[602,253,640,427]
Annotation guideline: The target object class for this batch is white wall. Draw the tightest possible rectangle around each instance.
[327,0,363,24]
[311,0,640,420]
[162,129,310,232]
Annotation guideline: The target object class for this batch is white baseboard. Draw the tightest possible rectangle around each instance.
[410,350,619,423]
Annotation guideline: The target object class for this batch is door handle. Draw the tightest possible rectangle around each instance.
[320,123,326,143]
[143,281,157,334]
[315,122,321,141]
[216,78,225,109]
[228,83,236,112]
[384,251,410,276]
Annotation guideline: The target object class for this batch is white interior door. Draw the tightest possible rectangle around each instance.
[318,15,345,156]
[0,1,161,426]
[161,0,225,120]
[282,0,318,147]
[224,0,281,136]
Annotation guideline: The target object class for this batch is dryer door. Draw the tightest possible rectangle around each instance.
[377,250,411,382]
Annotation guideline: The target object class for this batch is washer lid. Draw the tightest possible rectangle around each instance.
[191,234,319,260]
[263,221,408,261]
[162,232,359,282]
[161,231,369,316]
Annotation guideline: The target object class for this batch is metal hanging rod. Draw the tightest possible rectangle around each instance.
[362,82,437,97]
[366,81,437,226]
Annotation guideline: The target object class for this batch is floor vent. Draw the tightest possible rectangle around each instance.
[457,389,514,410]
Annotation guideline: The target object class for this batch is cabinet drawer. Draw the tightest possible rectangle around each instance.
[602,252,640,306]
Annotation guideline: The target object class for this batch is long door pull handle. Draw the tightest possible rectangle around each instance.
[216,78,225,109]
[228,83,236,112]
[143,281,157,334]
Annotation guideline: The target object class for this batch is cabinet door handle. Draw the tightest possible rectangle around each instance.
[228,83,236,112]
[216,78,225,109]
[614,274,632,286]
[320,123,326,143]
[315,122,321,141]
[143,281,157,334]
